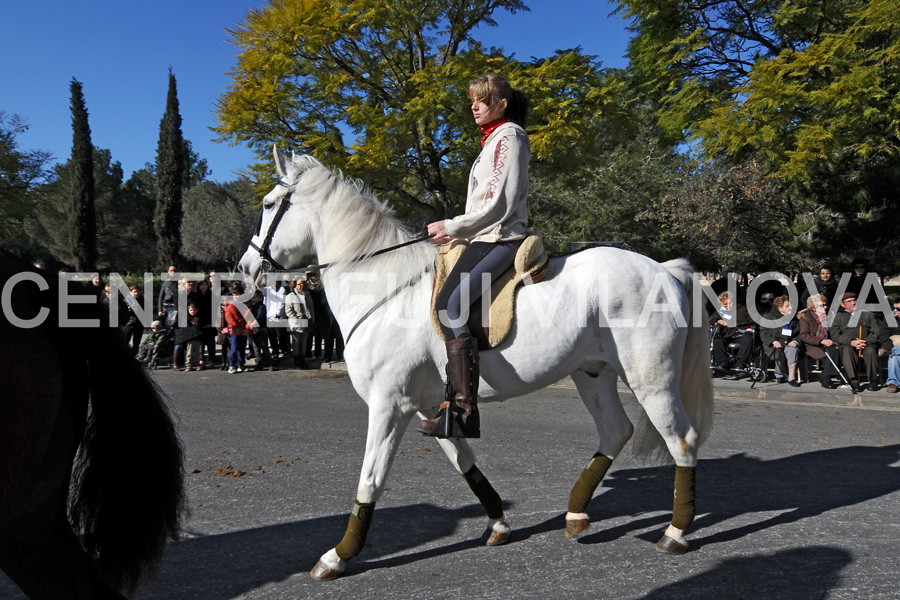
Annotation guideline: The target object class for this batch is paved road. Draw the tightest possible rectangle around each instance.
[2,366,899,599]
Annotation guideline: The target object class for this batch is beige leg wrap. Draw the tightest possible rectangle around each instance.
[567,454,613,514]
[334,500,375,562]
[671,465,696,531]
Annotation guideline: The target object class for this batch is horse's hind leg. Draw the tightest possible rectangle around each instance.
[430,429,509,546]
[565,367,634,539]
[630,382,700,555]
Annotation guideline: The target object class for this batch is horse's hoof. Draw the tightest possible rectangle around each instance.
[485,518,510,546]
[565,518,590,539]
[655,534,689,555]
[310,549,346,580]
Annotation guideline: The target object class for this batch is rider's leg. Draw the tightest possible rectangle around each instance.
[421,240,521,438]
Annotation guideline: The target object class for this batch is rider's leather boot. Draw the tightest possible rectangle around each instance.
[418,333,480,438]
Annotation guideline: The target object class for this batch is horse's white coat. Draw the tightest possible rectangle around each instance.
[240,149,714,569]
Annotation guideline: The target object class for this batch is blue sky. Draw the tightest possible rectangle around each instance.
[0,1,631,182]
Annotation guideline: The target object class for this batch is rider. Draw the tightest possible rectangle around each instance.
[418,73,530,439]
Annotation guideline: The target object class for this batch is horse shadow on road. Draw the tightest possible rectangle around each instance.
[137,444,898,599]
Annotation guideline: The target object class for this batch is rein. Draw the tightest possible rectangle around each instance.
[304,232,431,272]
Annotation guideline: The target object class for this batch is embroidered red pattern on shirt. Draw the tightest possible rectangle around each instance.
[489,136,509,200]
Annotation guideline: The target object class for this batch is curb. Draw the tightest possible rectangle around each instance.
[550,375,900,411]
[241,359,900,411]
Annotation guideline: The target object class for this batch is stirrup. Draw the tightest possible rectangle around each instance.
[418,402,480,439]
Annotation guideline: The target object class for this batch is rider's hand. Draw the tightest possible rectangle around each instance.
[427,220,451,244]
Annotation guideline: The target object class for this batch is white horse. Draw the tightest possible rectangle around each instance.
[238,148,714,580]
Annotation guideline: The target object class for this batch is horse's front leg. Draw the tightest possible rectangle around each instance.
[426,415,510,546]
[310,402,409,581]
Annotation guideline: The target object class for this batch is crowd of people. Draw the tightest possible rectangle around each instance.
[103,266,344,373]
[709,258,900,394]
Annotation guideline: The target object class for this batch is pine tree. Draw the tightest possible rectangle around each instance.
[68,78,97,271]
[154,70,187,268]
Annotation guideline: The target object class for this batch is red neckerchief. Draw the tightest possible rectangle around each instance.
[480,118,510,146]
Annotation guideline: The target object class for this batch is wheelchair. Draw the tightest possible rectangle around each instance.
[710,326,770,385]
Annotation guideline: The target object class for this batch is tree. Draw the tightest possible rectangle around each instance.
[180,179,257,268]
[0,112,54,261]
[154,70,188,268]
[68,78,97,271]
[529,114,693,259]
[215,0,631,221]
[618,0,900,272]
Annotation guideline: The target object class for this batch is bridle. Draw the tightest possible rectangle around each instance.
[248,181,294,273]
[249,180,431,274]
[247,178,433,345]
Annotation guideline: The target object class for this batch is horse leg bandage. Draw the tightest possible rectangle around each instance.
[671,465,696,530]
[568,454,613,514]
[335,500,376,561]
[462,465,504,519]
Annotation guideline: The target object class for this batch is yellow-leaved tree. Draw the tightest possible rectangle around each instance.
[214,0,631,222]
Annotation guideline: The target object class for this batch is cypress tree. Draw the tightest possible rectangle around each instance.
[154,70,187,268]
[69,78,97,271]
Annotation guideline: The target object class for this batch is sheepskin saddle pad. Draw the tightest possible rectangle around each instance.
[430,233,549,350]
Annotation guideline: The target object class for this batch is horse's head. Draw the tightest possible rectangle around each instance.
[238,146,323,285]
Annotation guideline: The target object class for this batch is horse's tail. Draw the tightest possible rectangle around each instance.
[632,259,714,462]
[68,319,187,595]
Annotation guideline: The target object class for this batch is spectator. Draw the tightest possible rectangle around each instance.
[265,279,290,360]
[248,289,277,371]
[881,298,900,393]
[844,258,880,305]
[224,281,253,373]
[306,270,329,359]
[800,264,840,308]
[174,303,204,371]
[760,295,801,386]
[797,294,843,389]
[710,291,756,377]
[831,291,880,392]
[136,320,166,361]
[158,265,178,317]
[192,277,218,368]
[122,284,146,354]
[285,279,312,369]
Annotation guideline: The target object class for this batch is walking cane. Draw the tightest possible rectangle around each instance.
[824,347,857,395]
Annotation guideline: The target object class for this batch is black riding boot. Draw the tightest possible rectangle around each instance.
[418,333,480,438]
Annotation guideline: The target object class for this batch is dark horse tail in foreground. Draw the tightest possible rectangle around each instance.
[0,250,186,599]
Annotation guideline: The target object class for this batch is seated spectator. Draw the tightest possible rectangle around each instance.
[881,298,900,393]
[760,295,801,386]
[831,291,881,392]
[136,321,166,361]
[797,294,842,389]
[710,291,755,376]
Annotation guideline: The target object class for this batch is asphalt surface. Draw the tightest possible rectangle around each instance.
[2,361,899,600]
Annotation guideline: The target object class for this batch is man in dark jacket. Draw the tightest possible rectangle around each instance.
[831,291,880,392]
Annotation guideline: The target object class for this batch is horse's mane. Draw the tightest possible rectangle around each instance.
[292,156,437,302]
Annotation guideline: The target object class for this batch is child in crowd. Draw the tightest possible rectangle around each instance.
[136,321,166,361]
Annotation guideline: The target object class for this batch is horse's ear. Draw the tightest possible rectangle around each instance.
[273,145,289,178]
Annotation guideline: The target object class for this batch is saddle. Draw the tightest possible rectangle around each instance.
[431,233,549,350]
